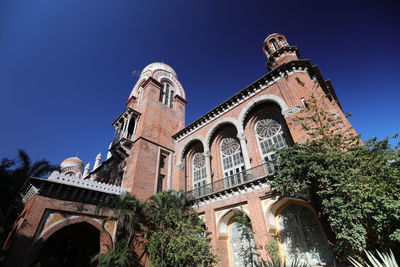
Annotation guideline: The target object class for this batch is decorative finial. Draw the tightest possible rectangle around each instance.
[83,163,90,178]
[93,152,102,171]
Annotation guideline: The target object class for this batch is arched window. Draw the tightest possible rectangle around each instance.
[192,152,207,192]
[228,214,257,267]
[279,204,334,266]
[220,136,245,187]
[270,39,279,51]
[255,116,287,173]
[159,81,174,107]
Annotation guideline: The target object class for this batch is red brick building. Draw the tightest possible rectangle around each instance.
[2,33,354,266]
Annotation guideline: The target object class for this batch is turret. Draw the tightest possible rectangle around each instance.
[263,33,300,71]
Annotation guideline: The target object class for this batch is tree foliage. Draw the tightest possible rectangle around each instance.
[270,92,400,262]
[0,149,56,247]
[94,190,217,267]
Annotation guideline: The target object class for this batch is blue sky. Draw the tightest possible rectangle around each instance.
[0,0,399,167]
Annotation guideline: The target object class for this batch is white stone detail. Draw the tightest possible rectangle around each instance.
[282,105,301,117]
[48,171,128,195]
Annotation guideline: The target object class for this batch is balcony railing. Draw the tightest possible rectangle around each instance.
[188,161,278,199]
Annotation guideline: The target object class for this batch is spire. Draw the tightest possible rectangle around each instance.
[83,163,90,177]
[93,152,102,170]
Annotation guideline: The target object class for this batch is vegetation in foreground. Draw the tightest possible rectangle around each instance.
[93,190,217,267]
[0,150,56,248]
[271,89,400,263]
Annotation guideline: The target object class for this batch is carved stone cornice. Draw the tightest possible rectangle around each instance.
[173,59,337,141]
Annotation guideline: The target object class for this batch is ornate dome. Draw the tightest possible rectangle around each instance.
[60,157,84,173]
[141,62,177,78]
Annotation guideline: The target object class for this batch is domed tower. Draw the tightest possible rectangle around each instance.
[263,33,300,71]
[60,157,84,177]
[111,62,187,200]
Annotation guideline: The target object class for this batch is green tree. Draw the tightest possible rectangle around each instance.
[146,190,217,267]
[0,149,56,247]
[93,190,217,267]
[93,192,147,266]
[270,91,400,262]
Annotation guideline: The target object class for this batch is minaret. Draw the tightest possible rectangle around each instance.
[93,152,102,170]
[83,163,90,178]
[263,33,300,71]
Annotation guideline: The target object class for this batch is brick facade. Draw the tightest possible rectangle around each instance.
[2,33,354,266]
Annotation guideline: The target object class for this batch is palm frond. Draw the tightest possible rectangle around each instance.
[17,149,31,171]
[349,250,398,267]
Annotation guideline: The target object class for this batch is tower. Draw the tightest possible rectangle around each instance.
[263,33,300,71]
[111,62,187,200]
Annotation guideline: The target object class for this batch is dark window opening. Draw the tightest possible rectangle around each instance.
[157,174,165,193]
[127,118,136,140]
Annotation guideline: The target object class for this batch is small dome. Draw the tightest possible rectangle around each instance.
[141,62,177,78]
[60,157,84,172]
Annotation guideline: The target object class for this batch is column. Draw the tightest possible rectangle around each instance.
[204,150,212,184]
[121,116,128,138]
[238,132,251,169]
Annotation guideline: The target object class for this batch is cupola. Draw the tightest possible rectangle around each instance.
[263,33,300,71]
[60,157,84,177]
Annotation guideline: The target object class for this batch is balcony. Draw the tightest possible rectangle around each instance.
[187,162,278,199]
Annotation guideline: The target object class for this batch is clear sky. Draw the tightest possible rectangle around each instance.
[0,0,399,167]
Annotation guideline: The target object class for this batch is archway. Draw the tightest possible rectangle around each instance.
[218,209,257,267]
[32,222,100,267]
[277,203,334,266]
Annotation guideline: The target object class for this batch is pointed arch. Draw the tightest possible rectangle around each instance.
[217,208,251,240]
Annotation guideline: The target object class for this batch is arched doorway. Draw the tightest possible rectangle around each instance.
[278,204,334,266]
[228,213,257,267]
[32,222,100,267]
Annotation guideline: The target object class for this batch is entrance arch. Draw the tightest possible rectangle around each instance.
[32,222,100,267]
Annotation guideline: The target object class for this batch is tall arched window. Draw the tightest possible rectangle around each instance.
[192,152,207,196]
[229,215,257,267]
[255,116,287,174]
[159,81,174,107]
[279,204,334,266]
[220,136,245,187]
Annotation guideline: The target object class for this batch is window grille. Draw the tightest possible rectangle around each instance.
[220,136,245,187]
[255,117,287,174]
[279,204,334,266]
[192,152,207,190]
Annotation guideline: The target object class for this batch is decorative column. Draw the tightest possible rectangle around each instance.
[114,124,121,143]
[204,150,212,183]
[237,132,251,169]
[122,116,128,138]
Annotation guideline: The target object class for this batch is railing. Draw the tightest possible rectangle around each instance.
[188,161,278,199]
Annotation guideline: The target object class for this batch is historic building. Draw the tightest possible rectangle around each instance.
[2,33,354,266]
